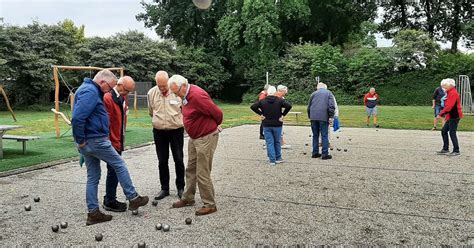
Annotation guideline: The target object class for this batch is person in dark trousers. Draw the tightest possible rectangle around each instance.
[436,78,464,156]
[258,84,271,140]
[251,86,292,166]
[432,83,446,130]
[102,76,135,212]
[307,83,336,160]
[72,70,148,226]
[147,71,185,200]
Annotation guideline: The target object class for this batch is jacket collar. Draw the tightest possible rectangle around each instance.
[84,78,104,97]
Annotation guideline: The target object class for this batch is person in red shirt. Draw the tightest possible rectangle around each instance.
[258,84,271,140]
[363,87,380,128]
[102,76,135,212]
[168,75,223,216]
[436,78,464,156]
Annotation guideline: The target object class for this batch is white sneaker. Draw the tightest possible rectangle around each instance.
[276,160,285,164]
[262,144,266,149]
[281,144,291,149]
[269,162,276,166]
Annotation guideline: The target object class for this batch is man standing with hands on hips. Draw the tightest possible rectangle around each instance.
[168,75,223,216]
[147,71,185,200]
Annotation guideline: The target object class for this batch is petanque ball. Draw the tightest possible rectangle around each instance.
[24,205,31,211]
[95,233,103,241]
[60,222,68,229]
[51,225,59,232]
[303,152,307,155]
[330,147,334,151]
[34,197,40,202]
[151,200,158,206]
[162,224,170,232]
[192,0,212,9]
[344,149,347,152]
[138,242,146,248]
[305,143,308,146]
[337,136,339,139]
[132,210,139,215]
[155,223,162,230]
[337,148,341,151]
[185,218,192,225]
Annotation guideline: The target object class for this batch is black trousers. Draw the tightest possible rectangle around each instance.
[153,127,185,191]
[259,122,264,139]
[104,150,121,205]
[441,118,460,153]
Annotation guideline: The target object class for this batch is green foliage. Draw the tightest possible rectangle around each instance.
[393,29,439,71]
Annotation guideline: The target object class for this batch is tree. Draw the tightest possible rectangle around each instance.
[392,29,439,71]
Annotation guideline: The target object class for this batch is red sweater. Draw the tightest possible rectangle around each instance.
[439,87,463,121]
[258,91,267,100]
[183,85,223,139]
[103,90,127,151]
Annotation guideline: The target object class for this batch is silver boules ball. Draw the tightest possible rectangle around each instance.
[162,224,170,232]
[155,223,162,230]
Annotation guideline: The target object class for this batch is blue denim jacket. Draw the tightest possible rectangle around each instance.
[72,78,109,145]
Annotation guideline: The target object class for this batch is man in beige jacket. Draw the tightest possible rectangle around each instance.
[147,71,185,200]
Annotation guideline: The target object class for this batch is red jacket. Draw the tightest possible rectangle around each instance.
[439,87,463,121]
[258,91,267,100]
[364,92,379,108]
[182,85,223,139]
[103,90,127,151]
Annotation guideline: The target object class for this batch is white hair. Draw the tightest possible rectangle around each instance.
[168,74,188,88]
[93,69,117,83]
[441,78,455,87]
[277,85,288,92]
[370,87,376,91]
[117,77,124,85]
[264,84,271,90]
[267,86,277,96]
[316,83,327,90]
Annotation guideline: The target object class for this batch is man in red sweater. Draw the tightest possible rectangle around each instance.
[436,78,464,156]
[102,76,135,212]
[363,87,380,128]
[168,75,223,216]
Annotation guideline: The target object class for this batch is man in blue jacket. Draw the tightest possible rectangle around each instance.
[72,69,148,225]
[307,82,336,160]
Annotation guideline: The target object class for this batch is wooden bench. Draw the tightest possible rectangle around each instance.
[288,111,303,124]
[2,135,40,154]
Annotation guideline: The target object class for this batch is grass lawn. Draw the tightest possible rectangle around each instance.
[1,104,473,172]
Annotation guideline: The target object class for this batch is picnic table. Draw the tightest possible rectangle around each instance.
[0,125,22,159]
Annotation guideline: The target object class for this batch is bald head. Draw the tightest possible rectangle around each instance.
[155,71,169,95]
[116,76,135,96]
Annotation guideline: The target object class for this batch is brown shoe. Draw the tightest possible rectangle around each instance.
[195,206,217,216]
[86,209,113,226]
[172,199,195,208]
[128,195,149,210]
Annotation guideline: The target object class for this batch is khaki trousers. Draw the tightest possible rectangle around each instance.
[182,132,219,208]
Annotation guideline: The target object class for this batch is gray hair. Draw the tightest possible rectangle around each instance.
[441,78,455,87]
[168,74,188,88]
[370,87,376,91]
[264,84,271,91]
[277,85,288,92]
[93,69,117,83]
[267,86,277,96]
[316,83,327,90]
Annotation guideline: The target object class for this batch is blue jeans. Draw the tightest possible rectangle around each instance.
[263,127,282,163]
[311,120,329,156]
[79,137,137,212]
[104,151,121,206]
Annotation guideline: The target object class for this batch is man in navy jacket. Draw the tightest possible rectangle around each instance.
[72,69,148,225]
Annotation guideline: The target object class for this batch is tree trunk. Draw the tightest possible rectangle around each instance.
[450,0,461,53]
[400,0,407,28]
[424,0,435,37]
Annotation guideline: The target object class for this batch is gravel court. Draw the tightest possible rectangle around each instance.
[0,125,473,246]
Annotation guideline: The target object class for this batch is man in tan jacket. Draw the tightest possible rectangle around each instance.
[147,71,185,200]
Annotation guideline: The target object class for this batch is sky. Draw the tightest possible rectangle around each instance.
[0,0,470,53]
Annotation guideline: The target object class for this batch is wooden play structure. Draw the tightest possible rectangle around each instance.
[0,85,17,122]
[51,65,124,138]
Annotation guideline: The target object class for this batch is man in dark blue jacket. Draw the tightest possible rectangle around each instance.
[307,83,336,160]
[72,69,148,225]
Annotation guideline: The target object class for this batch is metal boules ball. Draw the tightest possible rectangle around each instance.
[51,225,59,232]
[185,218,192,225]
[344,149,348,152]
[24,205,31,211]
[138,242,146,248]
[337,136,339,139]
[155,223,162,230]
[34,197,40,202]
[132,210,139,215]
[309,134,312,137]
[60,222,68,229]
[95,233,103,242]
[348,139,352,141]
[337,148,341,151]
[192,0,212,9]
[151,200,158,206]
[162,224,170,232]
[305,143,308,146]
[303,152,307,155]
[330,148,334,151]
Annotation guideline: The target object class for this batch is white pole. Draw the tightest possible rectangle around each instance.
[266,72,269,85]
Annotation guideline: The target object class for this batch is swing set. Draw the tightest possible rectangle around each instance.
[51,65,124,139]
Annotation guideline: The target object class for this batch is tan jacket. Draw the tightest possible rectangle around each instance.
[147,86,184,130]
